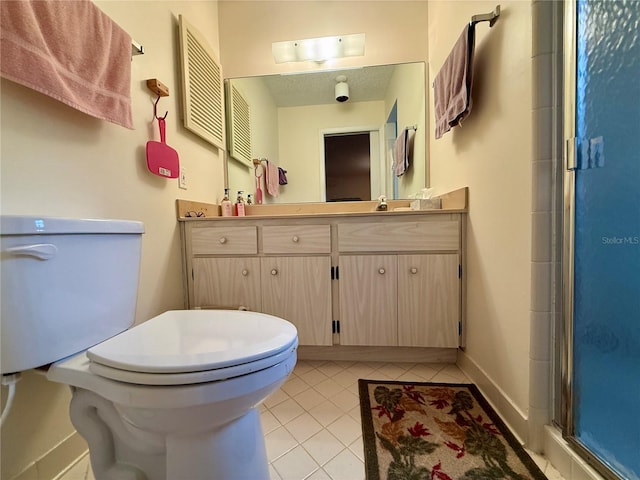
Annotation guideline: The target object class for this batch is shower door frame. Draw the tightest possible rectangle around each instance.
[561,0,576,449]
[560,1,630,479]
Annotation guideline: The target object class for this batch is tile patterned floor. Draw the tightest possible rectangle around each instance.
[57,360,565,480]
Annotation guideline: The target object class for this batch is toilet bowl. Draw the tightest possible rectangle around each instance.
[0,216,298,480]
[49,309,298,480]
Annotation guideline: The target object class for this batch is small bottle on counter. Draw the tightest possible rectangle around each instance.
[235,191,246,217]
[221,188,233,217]
[376,195,388,211]
[246,194,253,206]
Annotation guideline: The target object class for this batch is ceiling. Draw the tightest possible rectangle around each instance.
[259,64,397,108]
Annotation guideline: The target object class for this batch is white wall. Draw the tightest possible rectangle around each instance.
[385,62,427,199]
[427,0,534,434]
[278,101,385,203]
[0,2,223,478]
[218,1,430,79]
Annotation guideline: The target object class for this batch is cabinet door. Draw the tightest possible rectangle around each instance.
[192,257,262,311]
[339,255,397,346]
[397,254,459,347]
[261,256,332,346]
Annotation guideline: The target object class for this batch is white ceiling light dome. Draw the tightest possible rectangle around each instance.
[335,75,349,103]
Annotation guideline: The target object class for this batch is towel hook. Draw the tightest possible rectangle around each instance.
[153,94,168,120]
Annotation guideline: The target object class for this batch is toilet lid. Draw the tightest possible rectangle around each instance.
[86,310,298,385]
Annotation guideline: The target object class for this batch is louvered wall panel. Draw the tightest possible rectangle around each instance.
[178,15,225,149]
[226,83,252,167]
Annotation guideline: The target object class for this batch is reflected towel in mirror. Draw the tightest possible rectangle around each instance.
[265,160,279,197]
[394,127,414,177]
[278,167,288,185]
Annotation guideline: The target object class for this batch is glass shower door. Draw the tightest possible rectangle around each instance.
[568,1,640,479]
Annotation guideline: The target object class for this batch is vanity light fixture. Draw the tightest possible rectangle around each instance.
[272,33,365,64]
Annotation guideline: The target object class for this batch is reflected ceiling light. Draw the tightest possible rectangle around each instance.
[335,75,349,102]
[272,33,365,64]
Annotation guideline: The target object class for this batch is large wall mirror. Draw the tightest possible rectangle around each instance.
[225,62,426,204]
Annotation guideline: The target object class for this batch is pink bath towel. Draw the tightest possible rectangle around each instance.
[0,0,134,129]
[434,24,475,139]
[265,160,279,197]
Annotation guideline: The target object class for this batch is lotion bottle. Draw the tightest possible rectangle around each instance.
[235,191,246,217]
[221,188,232,217]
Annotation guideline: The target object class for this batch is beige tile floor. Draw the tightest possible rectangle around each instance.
[58,360,564,480]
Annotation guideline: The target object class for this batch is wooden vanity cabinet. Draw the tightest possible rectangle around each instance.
[260,225,332,345]
[337,219,461,348]
[396,253,459,347]
[339,255,398,346]
[184,223,333,347]
[261,256,332,346]
[189,225,262,310]
[193,256,262,311]
[338,253,459,348]
[180,208,466,356]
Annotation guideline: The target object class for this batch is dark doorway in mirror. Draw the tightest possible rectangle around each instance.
[324,133,371,202]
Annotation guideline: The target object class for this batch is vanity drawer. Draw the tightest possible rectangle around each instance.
[191,226,258,255]
[263,225,331,254]
[338,221,459,252]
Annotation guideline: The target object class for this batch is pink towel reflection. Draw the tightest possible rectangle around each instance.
[265,160,279,197]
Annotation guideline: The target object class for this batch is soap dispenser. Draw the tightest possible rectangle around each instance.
[376,195,388,211]
[221,188,232,217]
[235,191,246,217]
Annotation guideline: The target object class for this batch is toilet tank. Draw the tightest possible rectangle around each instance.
[1,216,144,374]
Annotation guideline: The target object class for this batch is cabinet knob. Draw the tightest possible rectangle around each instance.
[378,268,386,275]
[219,237,227,244]
[242,269,249,276]
[410,267,418,274]
[271,268,278,276]
[292,235,299,243]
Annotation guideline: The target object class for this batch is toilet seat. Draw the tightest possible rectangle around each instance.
[86,310,298,386]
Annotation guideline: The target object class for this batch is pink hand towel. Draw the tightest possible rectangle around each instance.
[265,160,279,197]
[433,24,475,139]
[0,0,133,129]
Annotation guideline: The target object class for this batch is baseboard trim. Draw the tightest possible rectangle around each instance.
[12,431,88,480]
[456,350,529,444]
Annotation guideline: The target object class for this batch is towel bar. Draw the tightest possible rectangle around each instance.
[131,40,144,56]
[431,5,500,89]
[470,5,500,28]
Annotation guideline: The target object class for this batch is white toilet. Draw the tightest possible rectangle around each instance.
[0,215,298,480]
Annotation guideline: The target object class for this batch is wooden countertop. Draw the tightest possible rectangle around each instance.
[177,187,468,221]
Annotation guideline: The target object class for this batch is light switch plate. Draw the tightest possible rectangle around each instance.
[178,167,187,189]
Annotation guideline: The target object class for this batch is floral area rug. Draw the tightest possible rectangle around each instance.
[359,380,547,480]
